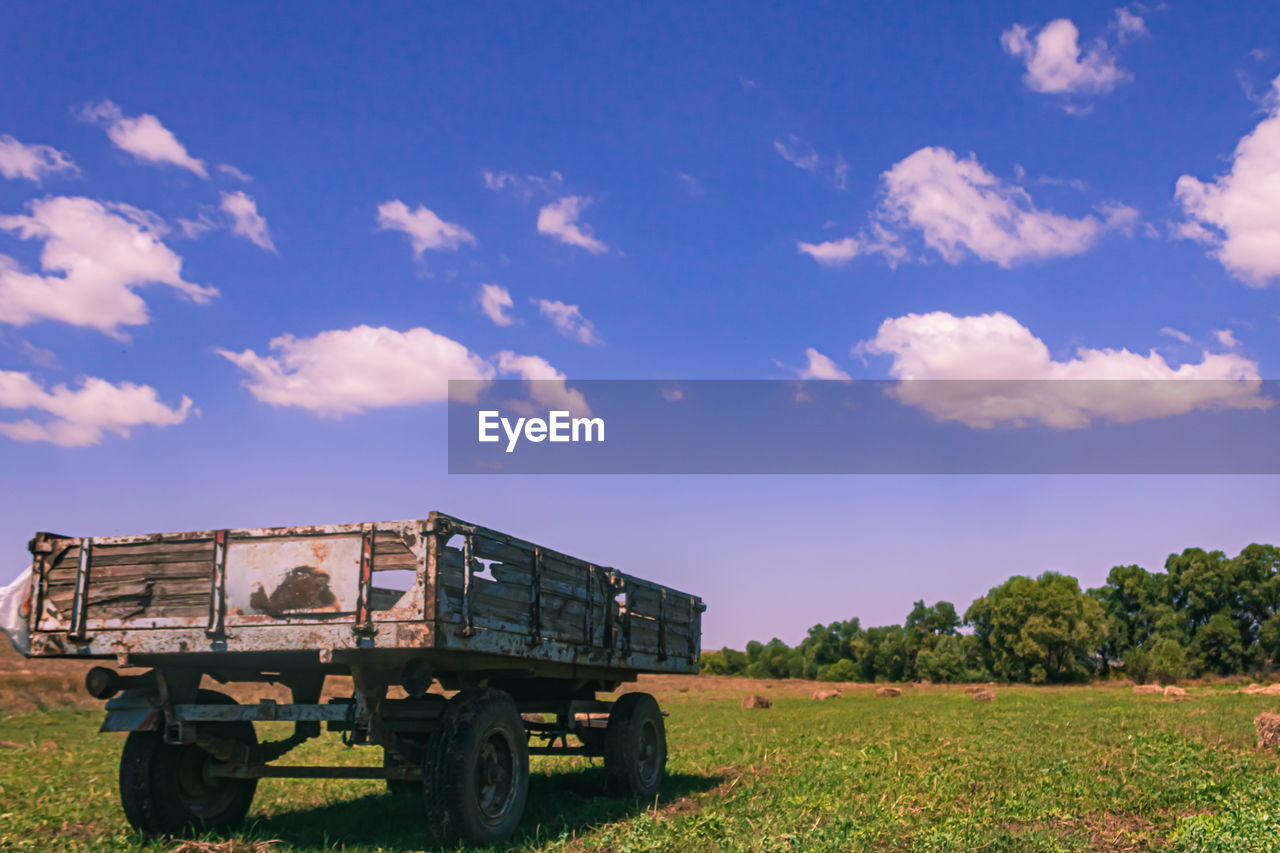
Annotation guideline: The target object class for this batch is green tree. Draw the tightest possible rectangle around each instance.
[965,572,1105,683]
[1148,637,1189,684]
[1194,611,1245,675]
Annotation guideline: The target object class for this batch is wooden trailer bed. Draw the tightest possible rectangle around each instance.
[25,511,703,678]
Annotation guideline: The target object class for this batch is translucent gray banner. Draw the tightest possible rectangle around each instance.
[447,380,1280,474]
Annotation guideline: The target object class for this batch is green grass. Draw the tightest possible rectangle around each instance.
[3,684,1280,852]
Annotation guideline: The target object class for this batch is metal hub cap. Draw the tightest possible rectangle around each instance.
[637,719,661,787]
[475,730,517,823]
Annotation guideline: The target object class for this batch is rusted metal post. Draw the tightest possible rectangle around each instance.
[461,533,475,637]
[206,530,228,638]
[530,546,542,646]
[658,587,668,661]
[353,525,376,636]
[68,537,92,640]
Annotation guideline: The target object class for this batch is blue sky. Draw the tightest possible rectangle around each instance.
[1,2,1279,647]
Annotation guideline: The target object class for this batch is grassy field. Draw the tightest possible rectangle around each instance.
[4,650,1280,852]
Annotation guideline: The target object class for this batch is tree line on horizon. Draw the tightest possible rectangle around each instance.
[701,544,1280,684]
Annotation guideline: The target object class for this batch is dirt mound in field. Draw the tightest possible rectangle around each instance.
[1256,712,1280,749]
[973,689,996,702]
[811,689,841,701]
[875,686,901,697]
[1164,685,1187,699]
[1132,684,1163,694]
[741,694,772,709]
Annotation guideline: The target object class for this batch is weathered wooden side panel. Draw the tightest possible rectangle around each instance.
[24,512,704,675]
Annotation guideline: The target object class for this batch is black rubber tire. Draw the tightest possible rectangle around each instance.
[119,689,258,837]
[604,692,666,799]
[423,688,529,846]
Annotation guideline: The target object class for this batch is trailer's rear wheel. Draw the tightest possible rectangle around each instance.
[424,688,529,845]
[604,692,666,798]
[119,689,258,837]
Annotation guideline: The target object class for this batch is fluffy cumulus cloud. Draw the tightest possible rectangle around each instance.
[536,196,609,253]
[860,310,1265,428]
[0,196,216,337]
[796,347,851,380]
[219,191,275,252]
[219,324,588,419]
[798,147,1133,269]
[376,200,476,260]
[534,298,601,345]
[478,283,516,326]
[1001,8,1146,97]
[77,100,208,177]
[882,147,1127,267]
[1175,75,1280,286]
[0,135,78,182]
[493,351,591,417]
[218,325,495,416]
[0,370,193,446]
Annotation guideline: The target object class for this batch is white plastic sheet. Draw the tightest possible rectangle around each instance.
[0,567,32,656]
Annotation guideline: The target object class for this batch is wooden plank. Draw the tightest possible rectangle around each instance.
[89,540,214,561]
[470,536,533,567]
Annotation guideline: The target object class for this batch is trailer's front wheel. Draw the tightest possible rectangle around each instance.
[424,688,529,846]
[604,692,666,799]
[119,690,258,837]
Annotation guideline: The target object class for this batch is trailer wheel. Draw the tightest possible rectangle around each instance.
[424,688,529,846]
[604,692,666,798]
[119,689,258,837]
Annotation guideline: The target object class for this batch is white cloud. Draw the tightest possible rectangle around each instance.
[0,196,216,337]
[494,350,590,417]
[774,135,848,189]
[377,200,476,261]
[879,147,1118,267]
[0,135,78,183]
[675,172,705,196]
[217,163,252,183]
[774,135,819,170]
[1175,75,1280,286]
[218,324,495,416]
[219,191,275,252]
[860,310,1266,428]
[797,224,906,267]
[483,170,562,201]
[0,370,193,446]
[796,348,851,380]
[479,283,516,327]
[534,298,601,345]
[1215,328,1240,348]
[536,196,609,253]
[77,100,208,177]
[1001,14,1135,96]
[1113,7,1149,42]
[1159,326,1193,344]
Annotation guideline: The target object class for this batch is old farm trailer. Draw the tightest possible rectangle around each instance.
[18,512,705,845]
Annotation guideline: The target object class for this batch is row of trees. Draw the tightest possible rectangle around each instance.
[701,544,1280,684]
